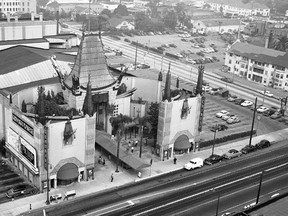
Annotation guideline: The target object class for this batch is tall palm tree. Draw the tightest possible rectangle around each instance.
[273,36,288,52]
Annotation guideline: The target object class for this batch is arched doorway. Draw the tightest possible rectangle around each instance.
[174,134,191,154]
[57,163,79,186]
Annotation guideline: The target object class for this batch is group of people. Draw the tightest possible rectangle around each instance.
[98,156,106,165]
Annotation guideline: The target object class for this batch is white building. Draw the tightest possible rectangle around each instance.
[0,0,36,15]
[205,0,270,17]
[225,41,288,90]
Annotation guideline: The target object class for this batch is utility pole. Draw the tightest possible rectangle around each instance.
[256,171,264,204]
[249,97,257,146]
[215,193,220,216]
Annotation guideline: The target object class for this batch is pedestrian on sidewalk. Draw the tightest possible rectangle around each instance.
[108,154,111,160]
[135,140,138,147]
[174,157,177,164]
[98,155,102,164]
[111,173,114,182]
[103,158,106,165]
[131,146,134,153]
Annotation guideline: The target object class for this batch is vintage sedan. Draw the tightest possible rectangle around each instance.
[226,116,240,124]
[223,149,242,159]
[216,110,230,118]
[241,100,253,107]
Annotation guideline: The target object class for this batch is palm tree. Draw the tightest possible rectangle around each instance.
[273,36,288,52]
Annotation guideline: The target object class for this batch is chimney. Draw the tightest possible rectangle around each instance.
[39,12,43,21]
[7,12,10,22]
[31,12,34,21]
[195,65,204,95]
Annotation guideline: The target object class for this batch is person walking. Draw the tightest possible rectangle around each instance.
[103,158,106,165]
[98,156,102,164]
[131,146,134,153]
[111,173,114,182]
[174,157,177,164]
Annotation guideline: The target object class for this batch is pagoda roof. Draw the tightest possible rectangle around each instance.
[64,33,115,90]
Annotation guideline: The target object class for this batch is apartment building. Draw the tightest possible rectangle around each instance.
[0,0,36,15]
[225,41,288,91]
[205,0,270,17]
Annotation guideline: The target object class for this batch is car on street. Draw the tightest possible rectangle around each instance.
[136,63,150,69]
[260,90,273,97]
[209,88,222,95]
[241,145,257,154]
[241,100,253,107]
[216,110,230,118]
[257,106,269,113]
[210,124,228,132]
[227,95,238,102]
[270,112,282,119]
[204,154,223,165]
[250,104,262,111]
[184,158,204,170]
[226,116,240,124]
[222,149,242,159]
[220,77,233,83]
[263,108,277,116]
[255,139,271,149]
[222,114,235,121]
[234,98,246,105]
[6,184,36,199]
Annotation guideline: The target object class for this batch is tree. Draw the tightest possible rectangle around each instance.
[21,100,27,113]
[175,3,186,26]
[146,0,161,18]
[163,11,177,30]
[273,36,288,52]
[147,102,159,146]
[113,4,129,16]
[100,9,112,18]
[90,14,110,31]
[36,86,46,125]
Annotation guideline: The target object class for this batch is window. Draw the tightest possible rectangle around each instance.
[229,60,232,64]
[113,105,119,117]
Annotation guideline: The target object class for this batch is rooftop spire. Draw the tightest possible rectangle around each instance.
[163,63,171,102]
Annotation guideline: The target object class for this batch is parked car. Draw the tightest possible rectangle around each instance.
[209,87,223,95]
[216,110,230,118]
[270,112,282,119]
[223,149,242,159]
[184,158,204,170]
[234,98,245,105]
[204,154,223,165]
[222,114,235,121]
[226,116,240,124]
[241,100,253,107]
[241,145,257,154]
[136,63,150,69]
[210,124,228,132]
[255,139,271,149]
[169,43,177,48]
[6,184,36,199]
[250,104,262,111]
[263,109,277,116]
[257,106,269,113]
[227,95,238,102]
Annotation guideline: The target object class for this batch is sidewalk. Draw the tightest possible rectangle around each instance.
[1,128,288,216]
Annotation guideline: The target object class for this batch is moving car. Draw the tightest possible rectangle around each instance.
[255,139,271,149]
[270,112,282,119]
[6,184,36,199]
[184,158,204,170]
[241,100,253,107]
[257,106,269,113]
[223,149,242,159]
[204,154,223,165]
[209,87,223,95]
[216,110,230,118]
[260,90,273,97]
[210,124,228,132]
[222,114,235,121]
[220,77,233,83]
[226,116,240,124]
[241,145,257,154]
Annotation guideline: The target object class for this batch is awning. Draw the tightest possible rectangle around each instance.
[95,131,150,171]
[57,163,78,180]
[174,135,191,150]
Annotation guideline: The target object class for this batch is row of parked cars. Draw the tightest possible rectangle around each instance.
[227,95,283,119]
[216,110,241,124]
[184,139,271,170]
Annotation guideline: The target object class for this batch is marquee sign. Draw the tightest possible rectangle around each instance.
[6,128,38,174]
[198,96,205,132]
[12,113,34,137]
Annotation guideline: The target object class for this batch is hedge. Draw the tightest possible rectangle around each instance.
[199,130,256,148]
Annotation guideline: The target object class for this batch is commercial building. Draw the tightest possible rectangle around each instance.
[225,41,288,90]
[0,0,36,15]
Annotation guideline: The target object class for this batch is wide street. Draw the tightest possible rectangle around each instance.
[22,140,288,216]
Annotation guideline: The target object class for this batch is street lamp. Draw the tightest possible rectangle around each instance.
[249,97,258,146]
[115,129,122,173]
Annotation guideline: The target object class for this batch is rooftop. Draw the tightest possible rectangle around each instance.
[228,41,288,68]
[206,0,269,9]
